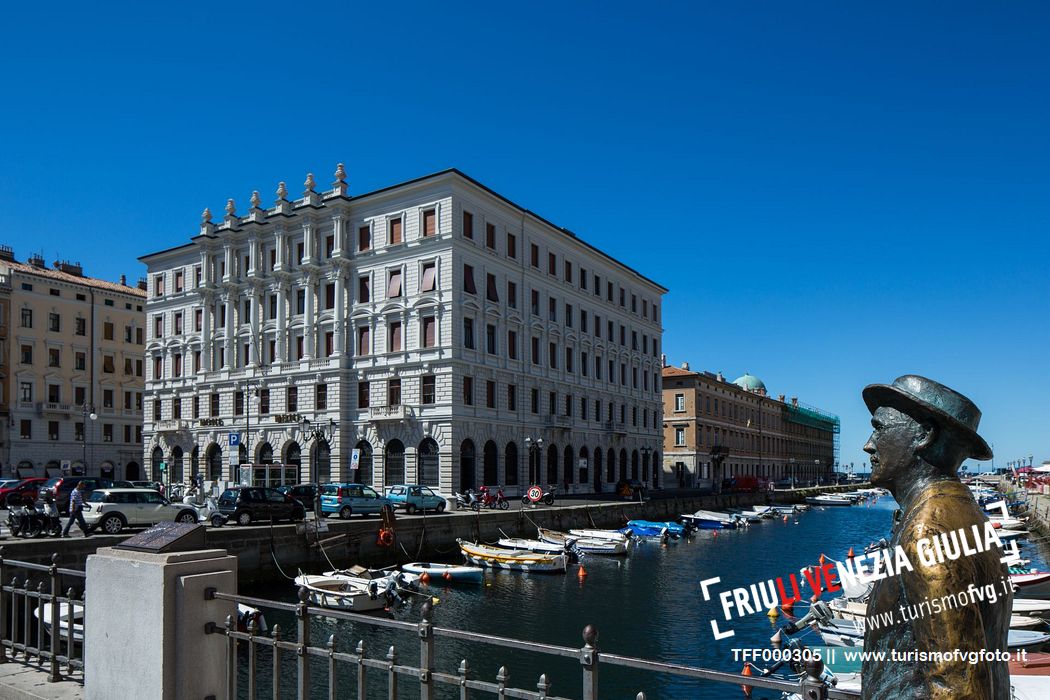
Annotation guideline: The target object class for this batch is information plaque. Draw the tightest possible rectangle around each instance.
[115,521,206,554]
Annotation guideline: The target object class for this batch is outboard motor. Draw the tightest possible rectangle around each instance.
[563,537,580,563]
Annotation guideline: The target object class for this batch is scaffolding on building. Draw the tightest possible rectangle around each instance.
[783,401,841,467]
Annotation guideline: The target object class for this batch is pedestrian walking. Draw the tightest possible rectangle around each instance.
[62,482,91,538]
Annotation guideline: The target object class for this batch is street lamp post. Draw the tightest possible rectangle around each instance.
[299,415,337,484]
[788,458,796,490]
[814,459,821,486]
[81,403,97,476]
[524,436,543,485]
[640,446,653,486]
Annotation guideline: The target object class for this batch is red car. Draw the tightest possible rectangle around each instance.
[0,478,48,508]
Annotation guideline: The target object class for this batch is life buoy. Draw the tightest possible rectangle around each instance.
[377,527,395,547]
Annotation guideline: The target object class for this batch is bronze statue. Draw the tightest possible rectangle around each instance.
[861,375,1010,699]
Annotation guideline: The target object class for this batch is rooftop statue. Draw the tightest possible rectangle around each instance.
[861,375,1009,699]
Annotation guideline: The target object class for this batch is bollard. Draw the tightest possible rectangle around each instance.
[580,624,599,700]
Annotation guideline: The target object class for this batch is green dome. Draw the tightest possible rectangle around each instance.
[733,373,766,392]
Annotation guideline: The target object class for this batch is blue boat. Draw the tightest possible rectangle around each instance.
[627,520,687,537]
[679,511,740,530]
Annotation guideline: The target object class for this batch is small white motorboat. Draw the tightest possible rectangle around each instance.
[34,603,84,643]
[1014,572,1050,599]
[1013,598,1050,617]
[537,528,629,555]
[294,574,390,612]
[806,495,853,507]
[496,537,567,555]
[401,562,483,582]
[323,566,420,591]
[567,528,631,543]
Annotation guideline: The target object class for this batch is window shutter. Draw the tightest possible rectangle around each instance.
[463,265,476,294]
[486,274,499,302]
[423,209,436,237]
[420,264,437,292]
[387,271,402,298]
[358,225,371,251]
[389,217,402,244]
[423,317,436,347]
[390,322,402,352]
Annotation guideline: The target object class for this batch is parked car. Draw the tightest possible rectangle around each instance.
[277,483,319,511]
[319,484,391,519]
[40,477,114,515]
[216,487,306,526]
[131,481,164,493]
[384,485,447,514]
[0,477,49,508]
[82,488,200,535]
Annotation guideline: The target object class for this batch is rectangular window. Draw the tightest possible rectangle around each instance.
[531,388,539,414]
[580,310,588,333]
[75,317,85,335]
[423,209,436,237]
[421,375,436,405]
[549,342,557,369]
[357,326,370,355]
[463,318,475,350]
[548,252,556,275]
[531,336,540,365]
[530,243,539,268]
[463,265,476,295]
[565,304,573,327]
[154,275,164,297]
[316,384,327,410]
[422,316,436,348]
[485,223,496,249]
[123,356,132,375]
[675,427,685,446]
[548,297,557,322]
[388,217,402,245]
[48,348,60,367]
[195,309,203,331]
[103,355,114,373]
[20,344,32,365]
[581,351,588,377]
[19,420,31,440]
[607,281,613,302]
[507,330,517,360]
[49,421,59,441]
[358,275,371,303]
[324,235,335,257]
[463,376,473,406]
[174,313,184,334]
[387,378,401,406]
[675,394,685,411]
[507,281,517,308]
[564,260,572,283]
[234,391,244,416]
[506,233,516,258]
[565,347,574,373]
[21,308,32,328]
[75,352,86,371]
[295,290,305,314]
[581,397,588,420]
[325,283,335,310]
[620,288,626,307]
[420,263,436,292]
[486,273,499,302]
[259,389,269,415]
[358,224,371,251]
[172,398,182,420]
[549,391,556,415]
[565,394,573,417]
[595,355,602,379]
[389,321,402,352]
[358,382,370,409]
[50,313,62,333]
[287,386,298,412]
[507,384,517,411]
[325,332,334,357]
[486,324,497,354]
[174,353,183,377]
[580,268,587,289]
[530,289,540,315]
[49,384,61,402]
[101,424,113,443]
[210,393,220,417]
[387,270,403,298]
[154,315,163,338]
[462,211,473,239]
[295,336,304,360]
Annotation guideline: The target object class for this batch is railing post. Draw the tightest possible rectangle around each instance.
[458,659,470,700]
[36,582,45,663]
[799,659,828,700]
[9,577,18,659]
[247,615,258,700]
[225,614,237,700]
[0,547,6,664]
[64,588,75,674]
[580,624,598,700]
[418,600,434,700]
[495,666,508,699]
[356,640,367,698]
[536,673,551,700]
[386,645,398,700]
[327,634,336,700]
[48,554,59,681]
[296,586,311,700]
[272,624,282,700]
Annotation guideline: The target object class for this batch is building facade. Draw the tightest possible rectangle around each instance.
[0,248,147,480]
[661,363,838,489]
[140,167,666,495]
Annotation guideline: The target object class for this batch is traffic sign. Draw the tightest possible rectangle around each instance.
[228,433,241,447]
[526,485,543,503]
[350,449,361,471]
[158,462,166,472]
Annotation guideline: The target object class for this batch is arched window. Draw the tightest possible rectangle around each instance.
[504,443,519,486]
[607,448,616,483]
[285,442,302,483]
[546,445,559,485]
[190,446,200,477]
[354,441,373,485]
[579,446,589,486]
[238,444,248,466]
[417,438,439,486]
[125,461,141,481]
[483,441,498,486]
[631,450,640,480]
[171,446,184,483]
[258,443,274,464]
[385,440,405,486]
[206,444,223,480]
[459,440,476,492]
[563,445,574,485]
[151,446,164,481]
[619,448,628,483]
[313,439,331,483]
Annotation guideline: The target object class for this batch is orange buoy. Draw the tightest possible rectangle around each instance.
[578,565,588,578]
[847,547,855,559]
[741,664,753,696]
[782,515,789,522]
[443,571,453,581]
[712,530,718,538]
[819,553,826,566]
[420,572,431,584]
[811,592,821,602]
[782,598,795,612]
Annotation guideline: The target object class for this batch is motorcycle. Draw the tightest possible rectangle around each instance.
[8,499,63,538]
[477,485,509,510]
[521,485,557,506]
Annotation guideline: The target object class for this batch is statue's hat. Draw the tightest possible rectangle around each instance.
[862,375,993,461]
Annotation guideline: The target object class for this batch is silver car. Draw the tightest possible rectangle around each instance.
[83,488,199,535]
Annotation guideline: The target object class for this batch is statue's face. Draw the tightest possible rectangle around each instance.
[863,406,926,488]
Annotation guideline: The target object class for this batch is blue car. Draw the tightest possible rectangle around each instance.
[319,483,391,519]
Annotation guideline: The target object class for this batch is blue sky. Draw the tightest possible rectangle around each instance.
[2,2,1047,472]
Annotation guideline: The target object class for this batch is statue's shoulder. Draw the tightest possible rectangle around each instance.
[901,481,981,538]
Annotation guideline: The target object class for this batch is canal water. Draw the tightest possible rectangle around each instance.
[242,497,1048,699]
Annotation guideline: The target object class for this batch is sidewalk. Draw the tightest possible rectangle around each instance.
[0,663,82,700]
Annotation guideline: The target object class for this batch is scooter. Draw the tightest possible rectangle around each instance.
[478,485,509,510]
[9,499,63,538]
[453,490,480,511]
[183,490,227,527]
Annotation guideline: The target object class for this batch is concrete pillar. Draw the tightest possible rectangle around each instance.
[85,547,237,700]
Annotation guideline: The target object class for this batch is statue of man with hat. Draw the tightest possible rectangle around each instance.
[861,375,1009,699]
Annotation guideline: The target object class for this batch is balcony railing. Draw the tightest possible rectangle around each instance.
[369,404,415,422]
[39,402,72,414]
[543,414,573,428]
[154,419,187,433]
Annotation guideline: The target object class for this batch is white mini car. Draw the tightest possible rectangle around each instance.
[83,488,199,535]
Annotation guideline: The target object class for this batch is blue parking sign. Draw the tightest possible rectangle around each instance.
[229,433,241,447]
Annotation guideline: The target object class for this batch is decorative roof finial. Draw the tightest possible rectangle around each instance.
[304,173,316,193]
[334,163,346,184]
[225,198,237,217]
[276,181,288,201]
[201,207,212,224]
[250,190,261,209]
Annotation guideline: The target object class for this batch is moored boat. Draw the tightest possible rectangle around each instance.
[495,537,567,555]
[567,528,631,543]
[458,539,567,573]
[626,520,688,536]
[536,528,629,555]
[293,574,389,612]
[401,562,483,582]
[806,495,853,507]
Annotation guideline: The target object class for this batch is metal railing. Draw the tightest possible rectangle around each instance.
[0,549,85,684]
[212,588,860,700]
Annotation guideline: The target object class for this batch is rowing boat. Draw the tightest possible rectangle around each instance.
[457,540,567,573]
[401,562,484,582]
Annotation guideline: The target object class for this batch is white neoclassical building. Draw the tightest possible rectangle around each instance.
[140,166,666,496]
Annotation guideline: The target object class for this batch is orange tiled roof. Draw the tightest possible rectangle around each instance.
[662,366,697,377]
[5,261,146,297]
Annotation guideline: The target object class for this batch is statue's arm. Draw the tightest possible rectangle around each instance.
[899,525,993,699]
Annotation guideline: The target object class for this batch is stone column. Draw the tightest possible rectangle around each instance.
[200,303,212,373]
[334,272,345,356]
[223,296,234,369]
[303,277,316,359]
[275,285,287,363]
[85,547,238,700]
